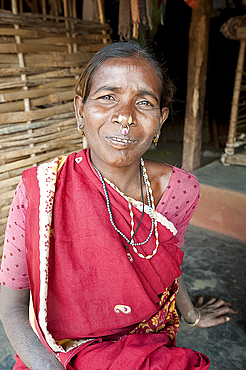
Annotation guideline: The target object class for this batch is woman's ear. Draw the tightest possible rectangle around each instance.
[160,107,169,129]
[74,95,84,125]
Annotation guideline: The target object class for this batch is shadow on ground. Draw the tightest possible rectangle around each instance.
[177,225,246,370]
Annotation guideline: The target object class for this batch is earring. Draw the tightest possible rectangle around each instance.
[153,133,159,146]
[77,124,85,137]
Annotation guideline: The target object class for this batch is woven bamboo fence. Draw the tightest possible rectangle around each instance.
[0,9,111,259]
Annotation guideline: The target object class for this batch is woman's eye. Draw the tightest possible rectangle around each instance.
[138,100,153,107]
[99,95,114,100]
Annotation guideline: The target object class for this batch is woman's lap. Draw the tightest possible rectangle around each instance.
[13,334,210,370]
[72,334,210,370]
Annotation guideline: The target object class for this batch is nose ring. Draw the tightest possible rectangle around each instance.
[117,114,132,135]
[120,124,129,135]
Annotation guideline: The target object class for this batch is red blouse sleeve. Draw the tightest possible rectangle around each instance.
[0,179,29,290]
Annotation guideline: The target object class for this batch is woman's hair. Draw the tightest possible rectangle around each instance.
[75,41,175,111]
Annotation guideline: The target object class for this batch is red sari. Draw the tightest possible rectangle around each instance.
[15,149,209,369]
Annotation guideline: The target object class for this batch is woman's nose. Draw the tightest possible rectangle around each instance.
[112,113,135,126]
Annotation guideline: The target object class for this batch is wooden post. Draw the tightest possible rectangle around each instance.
[63,0,72,53]
[82,0,98,22]
[182,0,212,172]
[11,0,36,165]
[221,27,246,166]
[97,0,107,44]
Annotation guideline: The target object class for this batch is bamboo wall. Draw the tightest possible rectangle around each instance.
[0,10,111,259]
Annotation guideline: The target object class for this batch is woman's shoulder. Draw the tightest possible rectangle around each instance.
[144,159,173,205]
[144,159,172,179]
[145,159,199,183]
[170,165,200,190]
[144,159,200,204]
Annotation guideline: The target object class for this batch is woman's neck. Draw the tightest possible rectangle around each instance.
[91,156,144,201]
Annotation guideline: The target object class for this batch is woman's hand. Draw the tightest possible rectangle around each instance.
[194,296,238,328]
[176,276,238,328]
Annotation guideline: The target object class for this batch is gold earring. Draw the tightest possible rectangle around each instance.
[77,124,85,137]
[153,133,159,146]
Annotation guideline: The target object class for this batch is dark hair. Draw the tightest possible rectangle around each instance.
[75,41,175,111]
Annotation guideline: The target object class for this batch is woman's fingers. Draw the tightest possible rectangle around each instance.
[193,297,238,328]
[204,298,238,313]
[195,296,204,308]
[197,314,230,328]
[208,298,231,308]
[209,305,237,317]
[196,297,236,310]
[196,297,216,307]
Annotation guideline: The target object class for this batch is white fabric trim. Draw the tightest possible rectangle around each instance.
[37,158,67,352]
[104,178,177,236]
[36,156,94,353]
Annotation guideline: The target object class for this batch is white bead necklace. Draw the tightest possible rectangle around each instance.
[94,158,159,260]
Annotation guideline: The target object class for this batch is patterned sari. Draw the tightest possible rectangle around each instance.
[15,149,209,369]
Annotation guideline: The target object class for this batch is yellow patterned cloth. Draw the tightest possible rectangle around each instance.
[130,279,179,342]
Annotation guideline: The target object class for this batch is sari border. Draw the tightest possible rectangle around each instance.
[36,155,95,353]
[37,156,68,352]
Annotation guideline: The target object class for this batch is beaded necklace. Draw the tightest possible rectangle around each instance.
[94,158,159,260]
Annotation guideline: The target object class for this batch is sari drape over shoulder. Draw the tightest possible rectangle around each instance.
[18,149,209,369]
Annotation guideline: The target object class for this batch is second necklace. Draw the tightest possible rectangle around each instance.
[94,159,160,260]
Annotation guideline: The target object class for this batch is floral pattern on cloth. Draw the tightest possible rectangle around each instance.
[129,279,179,342]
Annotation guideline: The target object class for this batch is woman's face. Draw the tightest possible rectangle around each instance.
[75,57,169,171]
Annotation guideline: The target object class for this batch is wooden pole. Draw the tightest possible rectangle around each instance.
[53,0,59,20]
[97,0,107,44]
[226,39,246,153]
[41,0,46,17]
[83,0,97,21]
[71,0,78,53]
[182,0,212,172]
[97,0,105,23]
[19,0,23,13]
[221,28,246,166]
[63,0,72,53]
[11,0,36,164]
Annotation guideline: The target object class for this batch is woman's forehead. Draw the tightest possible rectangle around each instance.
[95,56,157,75]
[90,57,162,93]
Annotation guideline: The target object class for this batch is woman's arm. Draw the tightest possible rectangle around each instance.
[176,275,237,327]
[0,285,64,370]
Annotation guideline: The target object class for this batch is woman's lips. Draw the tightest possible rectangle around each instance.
[107,136,136,145]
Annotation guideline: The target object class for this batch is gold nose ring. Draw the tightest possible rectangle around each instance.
[120,124,129,135]
[117,114,132,135]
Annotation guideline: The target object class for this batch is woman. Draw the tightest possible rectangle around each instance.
[0,41,235,370]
